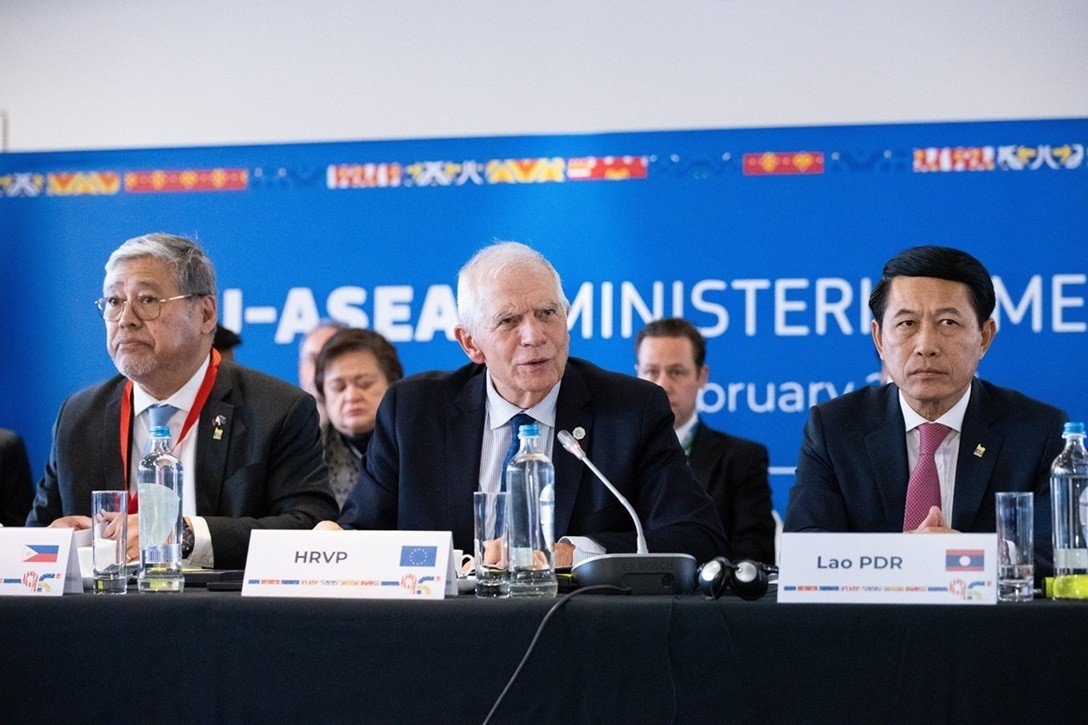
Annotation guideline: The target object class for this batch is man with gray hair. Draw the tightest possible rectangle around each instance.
[324,241,727,566]
[27,233,338,569]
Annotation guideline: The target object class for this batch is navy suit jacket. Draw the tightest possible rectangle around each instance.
[784,379,1066,575]
[339,358,728,562]
[27,360,339,568]
[689,422,776,565]
[0,429,34,527]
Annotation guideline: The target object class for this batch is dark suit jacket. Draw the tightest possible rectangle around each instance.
[26,360,338,568]
[1,429,34,527]
[689,422,776,565]
[784,379,1067,575]
[339,358,728,562]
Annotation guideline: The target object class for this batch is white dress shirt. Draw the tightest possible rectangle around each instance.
[478,371,603,564]
[899,385,972,522]
[130,354,215,567]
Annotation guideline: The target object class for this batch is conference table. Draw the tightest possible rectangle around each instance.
[2,588,1086,723]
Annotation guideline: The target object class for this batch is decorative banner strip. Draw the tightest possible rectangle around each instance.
[327,163,403,188]
[743,151,825,176]
[47,171,121,196]
[125,168,248,193]
[913,146,995,173]
[913,144,1085,172]
[567,156,649,181]
[0,173,45,197]
[329,156,650,189]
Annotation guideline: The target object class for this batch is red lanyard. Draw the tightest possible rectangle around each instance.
[120,349,221,496]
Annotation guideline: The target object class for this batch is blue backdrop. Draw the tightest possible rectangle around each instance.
[2,118,1086,515]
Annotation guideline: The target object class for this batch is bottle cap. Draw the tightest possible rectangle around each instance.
[518,423,540,438]
[1063,422,1085,436]
[150,425,171,439]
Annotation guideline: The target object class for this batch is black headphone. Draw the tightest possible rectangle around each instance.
[696,556,777,601]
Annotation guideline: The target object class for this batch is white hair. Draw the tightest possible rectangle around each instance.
[456,241,568,334]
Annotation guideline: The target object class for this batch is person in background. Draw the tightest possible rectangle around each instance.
[319,241,727,567]
[313,328,404,508]
[299,319,347,426]
[26,233,338,568]
[785,245,1067,576]
[212,325,242,362]
[0,429,33,526]
[635,318,775,564]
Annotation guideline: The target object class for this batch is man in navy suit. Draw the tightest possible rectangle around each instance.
[27,233,337,569]
[785,246,1066,574]
[635,318,775,564]
[324,242,727,567]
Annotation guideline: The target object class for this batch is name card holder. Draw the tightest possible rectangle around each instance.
[0,527,84,596]
[778,533,998,605]
[242,530,458,599]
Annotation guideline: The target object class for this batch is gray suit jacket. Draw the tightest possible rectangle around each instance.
[26,361,338,568]
[784,379,1066,576]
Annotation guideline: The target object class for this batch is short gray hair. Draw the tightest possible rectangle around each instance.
[456,241,568,334]
[105,233,217,297]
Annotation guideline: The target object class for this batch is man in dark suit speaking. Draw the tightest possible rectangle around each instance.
[635,318,775,565]
[27,233,338,569]
[322,242,727,567]
[784,246,1066,574]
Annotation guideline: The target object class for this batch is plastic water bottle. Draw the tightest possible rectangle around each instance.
[505,423,558,598]
[136,425,185,592]
[1050,421,1088,599]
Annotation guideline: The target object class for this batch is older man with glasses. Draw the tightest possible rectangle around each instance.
[27,233,337,569]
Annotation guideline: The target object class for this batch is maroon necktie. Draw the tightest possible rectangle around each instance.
[903,422,952,531]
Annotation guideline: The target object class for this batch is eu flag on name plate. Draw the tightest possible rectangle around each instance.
[23,545,60,563]
[945,549,985,572]
[400,546,438,567]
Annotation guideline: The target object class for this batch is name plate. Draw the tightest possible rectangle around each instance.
[0,527,84,596]
[242,530,458,599]
[778,533,998,605]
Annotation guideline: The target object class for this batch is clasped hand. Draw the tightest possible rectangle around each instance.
[51,513,144,562]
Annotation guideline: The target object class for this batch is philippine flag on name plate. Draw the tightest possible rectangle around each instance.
[945,549,985,572]
[22,544,60,563]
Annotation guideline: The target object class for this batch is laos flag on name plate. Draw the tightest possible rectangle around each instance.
[23,545,60,563]
[946,549,985,572]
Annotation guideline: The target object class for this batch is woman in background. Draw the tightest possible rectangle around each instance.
[313,328,403,508]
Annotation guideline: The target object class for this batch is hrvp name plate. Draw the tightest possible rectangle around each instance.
[0,527,83,596]
[778,533,998,604]
[242,530,458,599]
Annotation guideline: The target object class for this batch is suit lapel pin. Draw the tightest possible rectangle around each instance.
[573,426,586,440]
[213,414,227,441]
[973,444,985,458]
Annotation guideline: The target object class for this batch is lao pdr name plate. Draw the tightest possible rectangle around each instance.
[0,527,83,596]
[778,533,998,605]
[241,530,458,599]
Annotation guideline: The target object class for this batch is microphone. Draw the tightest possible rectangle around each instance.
[556,430,697,594]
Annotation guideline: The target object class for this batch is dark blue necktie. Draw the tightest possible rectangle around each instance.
[499,413,534,492]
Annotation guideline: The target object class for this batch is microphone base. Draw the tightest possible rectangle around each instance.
[572,553,698,595]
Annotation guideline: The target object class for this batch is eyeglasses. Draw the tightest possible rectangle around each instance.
[94,293,204,321]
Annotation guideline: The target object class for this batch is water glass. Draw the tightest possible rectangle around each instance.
[996,492,1034,602]
[91,490,128,594]
[473,491,510,598]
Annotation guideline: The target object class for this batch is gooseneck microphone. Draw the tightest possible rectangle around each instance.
[556,430,697,594]
[556,430,648,554]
